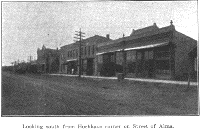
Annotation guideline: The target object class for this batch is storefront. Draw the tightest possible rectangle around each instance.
[82,58,95,76]
[64,59,78,75]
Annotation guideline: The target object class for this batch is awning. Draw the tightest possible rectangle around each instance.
[96,49,122,55]
[124,41,169,51]
[96,41,169,55]
[67,59,77,62]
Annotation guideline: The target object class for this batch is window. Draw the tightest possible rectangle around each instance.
[88,46,90,56]
[76,49,78,57]
[110,54,115,63]
[149,51,153,59]
[116,51,123,65]
[85,46,87,56]
[72,50,73,57]
[144,50,153,60]
[127,50,136,62]
[126,50,136,73]
[137,52,142,60]
[82,59,87,72]
[92,45,95,55]
[195,57,197,71]
[155,45,170,60]
[98,55,103,64]
[81,47,83,56]
[67,51,69,57]
[144,51,148,60]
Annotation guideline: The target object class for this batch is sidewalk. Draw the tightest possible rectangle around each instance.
[50,74,198,86]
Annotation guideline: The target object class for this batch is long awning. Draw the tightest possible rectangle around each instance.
[96,41,169,55]
[124,41,169,51]
[96,49,122,55]
[67,59,77,62]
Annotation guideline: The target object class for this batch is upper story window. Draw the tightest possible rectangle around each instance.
[92,45,95,55]
[85,46,87,56]
[88,46,90,56]
[73,50,75,58]
[81,47,83,56]
[76,49,78,57]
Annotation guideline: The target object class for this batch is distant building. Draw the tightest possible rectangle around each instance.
[37,45,60,73]
[60,35,111,75]
[96,21,197,81]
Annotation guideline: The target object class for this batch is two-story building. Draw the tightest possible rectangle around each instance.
[96,21,197,81]
[60,35,111,75]
[37,45,60,73]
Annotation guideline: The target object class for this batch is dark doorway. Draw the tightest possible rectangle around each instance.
[136,50,145,77]
[86,58,94,76]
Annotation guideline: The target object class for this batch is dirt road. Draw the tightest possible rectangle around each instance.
[2,72,198,115]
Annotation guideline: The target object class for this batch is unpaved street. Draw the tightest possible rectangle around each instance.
[2,72,198,115]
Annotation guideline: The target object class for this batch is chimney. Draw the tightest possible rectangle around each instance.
[106,34,110,39]
[170,20,174,26]
[130,29,135,36]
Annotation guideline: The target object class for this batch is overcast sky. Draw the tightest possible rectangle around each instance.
[2,1,198,66]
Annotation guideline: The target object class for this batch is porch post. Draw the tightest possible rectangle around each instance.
[152,48,156,78]
[135,51,138,77]
[169,43,175,80]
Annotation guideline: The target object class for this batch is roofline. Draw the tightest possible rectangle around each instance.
[61,34,111,48]
[175,30,197,41]
[98,25,174,48]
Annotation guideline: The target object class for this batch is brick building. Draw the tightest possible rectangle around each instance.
[37,45,60,73]
[60,35,111,75]
[96,21,197,81]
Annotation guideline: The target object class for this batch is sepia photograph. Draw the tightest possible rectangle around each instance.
[1,1,198,116]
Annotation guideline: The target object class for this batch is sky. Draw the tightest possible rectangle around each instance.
[2,1,198,66]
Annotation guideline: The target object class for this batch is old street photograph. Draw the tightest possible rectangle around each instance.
[1,1,198,116]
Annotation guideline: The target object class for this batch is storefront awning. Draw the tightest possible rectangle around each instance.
[67,59,77,62]
[124,41,169,51]
[96,49,122,55]
[96,41,169,55]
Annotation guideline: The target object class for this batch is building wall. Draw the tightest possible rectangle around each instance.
[60,35,111,75]
[174,31,197,80]
[37,46,60,73]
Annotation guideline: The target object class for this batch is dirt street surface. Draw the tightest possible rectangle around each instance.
[2,72,198,115]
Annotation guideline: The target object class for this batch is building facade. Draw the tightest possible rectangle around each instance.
[37,45,60,73]
[60,35,111,75]
[96,21,197,81]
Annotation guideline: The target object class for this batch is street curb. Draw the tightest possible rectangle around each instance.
[50,74,198,86]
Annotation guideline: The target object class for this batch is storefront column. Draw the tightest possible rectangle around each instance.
[152,48,156,78]
[135,51,138,77]
[94,56,98,76]
[169,43,175,80]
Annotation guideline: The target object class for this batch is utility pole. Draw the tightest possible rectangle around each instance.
[74,28,85,77]
[122,33,126,78]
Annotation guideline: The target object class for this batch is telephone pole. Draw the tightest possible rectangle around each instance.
[74,28,85,77]
[122,33,126,78]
